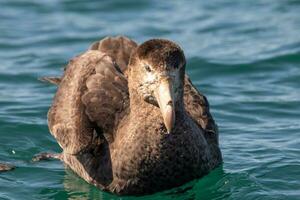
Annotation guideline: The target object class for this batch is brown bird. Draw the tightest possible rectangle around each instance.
[34,36,222,195]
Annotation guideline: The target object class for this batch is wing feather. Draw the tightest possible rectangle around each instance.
[48,36,137,154]
[183,75,219,145]
[81,55,129,131]
[48,51,106,154]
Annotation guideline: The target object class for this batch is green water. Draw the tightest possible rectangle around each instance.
[0,1,299,199]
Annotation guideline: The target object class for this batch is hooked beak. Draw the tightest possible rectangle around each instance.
[154,77,175,133]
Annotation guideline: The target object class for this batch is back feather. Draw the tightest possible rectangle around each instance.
[89,36,137,72]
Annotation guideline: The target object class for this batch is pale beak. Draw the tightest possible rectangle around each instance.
[154,77,175,133]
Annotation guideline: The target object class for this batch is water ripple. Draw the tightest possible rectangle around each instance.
[0,0,299,200]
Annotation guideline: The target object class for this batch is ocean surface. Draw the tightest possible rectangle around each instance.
[0,0,299,199]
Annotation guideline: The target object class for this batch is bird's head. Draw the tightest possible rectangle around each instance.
[128,39,186,133]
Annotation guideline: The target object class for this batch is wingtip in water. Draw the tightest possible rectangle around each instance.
[32,152,62,162]
[0,153,62,173]
[0,163,15,172]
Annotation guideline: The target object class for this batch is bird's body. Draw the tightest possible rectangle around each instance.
[108,109,214,194]
[42,36,222,195]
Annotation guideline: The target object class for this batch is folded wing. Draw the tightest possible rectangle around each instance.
[183,75,219,145]
[48,36,137,155]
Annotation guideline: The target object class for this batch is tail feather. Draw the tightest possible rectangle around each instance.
[39,77,61,85]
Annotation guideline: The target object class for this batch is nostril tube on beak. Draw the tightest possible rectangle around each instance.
[155,76,176,133]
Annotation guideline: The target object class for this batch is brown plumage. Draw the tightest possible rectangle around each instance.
[44,36,222,195]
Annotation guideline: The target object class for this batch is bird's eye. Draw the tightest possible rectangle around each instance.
[144,65,152,72]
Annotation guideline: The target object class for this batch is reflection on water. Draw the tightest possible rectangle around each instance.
[63,169,105,200]
[62,165,257,200]
[63,166,230,200]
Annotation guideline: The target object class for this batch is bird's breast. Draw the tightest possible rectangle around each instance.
[109,115,212,193]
